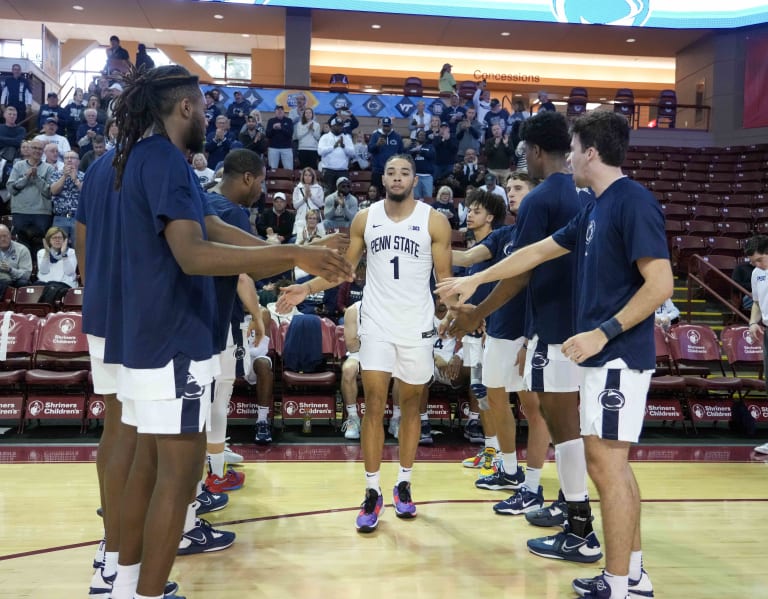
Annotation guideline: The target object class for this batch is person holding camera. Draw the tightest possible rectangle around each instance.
[327,104,359,135]
[317,117,355,193]
[457,106,482,159]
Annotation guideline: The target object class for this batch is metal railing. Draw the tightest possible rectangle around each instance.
[686,254,750,324]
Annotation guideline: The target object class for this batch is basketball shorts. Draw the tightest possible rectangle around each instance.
[461,335,484,368]
[87,335,118,395]
[118,354,218,435]
[579,358,652,443]
[483,335,526,392]
[359,336,433,385]
[524,335,580,393]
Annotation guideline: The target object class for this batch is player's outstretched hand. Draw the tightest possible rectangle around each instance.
[435,276,479,306]
[295,246,354,284]
[310,231,350,254]
[276,284,307,314]
[446,304,483,338]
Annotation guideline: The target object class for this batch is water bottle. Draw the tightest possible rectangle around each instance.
[302,409,312,434]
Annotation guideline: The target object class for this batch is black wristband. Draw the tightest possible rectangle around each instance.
[599,317,622,340]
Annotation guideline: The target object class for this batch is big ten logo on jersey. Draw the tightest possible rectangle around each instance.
[357,398,393,417]
[426,400,451,419]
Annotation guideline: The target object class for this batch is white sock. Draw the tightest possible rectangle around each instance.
[502,451,518,474]
[555,438,589,502]
[629,550,643,580]
[420,412,428,422]
[103,551,119,578]
[346,404,358,418]
[524,466,541,492]
[183,502,196,534]
[485,435,500,451]
[603,571,628,599]
[110,563,140,599]
[397,465,412,484]
[208,451,225,478]
[365,470,380,492]
[468,411,479,420]
[392,405,401,419]
[134,594,162,599]
[257,405,269,422]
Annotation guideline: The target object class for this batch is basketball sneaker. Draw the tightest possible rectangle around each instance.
[525,489,567,528]
[493,485,544,515]
[254,420,273,444]
[92,536,105,569]
[356,488,384,533]
[419,420,433,445]
[754,442,768,455]
[177,518,236,555]
[573,569,654,598]
[527,525,603,563]
[393,481,417,519]
[388,416,400,439]
[194,484,229,515]
[463,418,484,443]
[479,448,500,477]
[205,465,245,493]
[88,568,179,598]
[475,463,525,491]
[342,415,361,440]
[223,438,244,464]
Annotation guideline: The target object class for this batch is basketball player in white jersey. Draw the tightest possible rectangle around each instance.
[277,154,453,532]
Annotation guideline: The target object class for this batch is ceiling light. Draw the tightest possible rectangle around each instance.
[599,97,607,101]
[155,28,164,32]
[371,24,381,29]
[214,14,224,19]
[72,4,84,9]
[514,94,522,97]
[241,33,250,37]
[501,32,511,37]
[626,38,636,43]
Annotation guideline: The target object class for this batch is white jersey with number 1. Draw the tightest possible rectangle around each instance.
[359,200,435,346]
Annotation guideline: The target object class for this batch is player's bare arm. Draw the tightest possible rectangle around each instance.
[451,243,492,268]
[563,257,674,364]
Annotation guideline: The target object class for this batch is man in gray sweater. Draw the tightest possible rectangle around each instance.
[7,139,54,258]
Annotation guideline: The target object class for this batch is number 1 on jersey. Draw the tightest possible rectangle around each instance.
[390,256,400,279]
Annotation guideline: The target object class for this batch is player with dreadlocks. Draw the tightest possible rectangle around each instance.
[76,64,352,599]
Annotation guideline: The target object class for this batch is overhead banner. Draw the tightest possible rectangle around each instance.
[743,35,768,129]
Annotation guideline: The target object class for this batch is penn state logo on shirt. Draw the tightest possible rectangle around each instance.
[502,241,515,256]
[531,351,549,369]
[598,389,626,411]
[182,374,205,401]
[551,0,651,26]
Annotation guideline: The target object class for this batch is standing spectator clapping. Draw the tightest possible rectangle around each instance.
[295,108,321,170]
[292,167,325,235]
[265,104,294,170]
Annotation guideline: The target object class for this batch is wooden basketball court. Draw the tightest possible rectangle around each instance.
[1,443,766,598]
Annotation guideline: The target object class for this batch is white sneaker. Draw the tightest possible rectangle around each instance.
[223,438,244,464]
[388,416,400,439]
[754,442,768,455]
[342,416,361,440]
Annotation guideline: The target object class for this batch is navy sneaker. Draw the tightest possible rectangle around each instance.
[527,525,603,563]
[91,536,105,569]
[355,488,384,533]
[463,418,484,443]
[194,484,229,515]
[254,420,273,444]
[525,489,567,527]
[393,481,417,519]
[493,485,544,515]
[475,463,525,491]
[573,569,654,598]
[177,518,236,555]
[419,421,433,445]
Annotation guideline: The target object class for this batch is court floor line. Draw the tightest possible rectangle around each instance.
[2,497,766,563]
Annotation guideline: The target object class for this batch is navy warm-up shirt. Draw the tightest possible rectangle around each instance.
[481,225,527,340]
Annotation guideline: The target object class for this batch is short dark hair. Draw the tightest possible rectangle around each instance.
[519,111,570,154]
[384,153,416,170]
[466,190,507,228]
[570,111,630,167]
[744,235,768,256]
[110,35,120,43]
[222,148,264,178]
[93,134,106,145]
